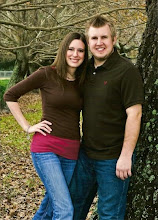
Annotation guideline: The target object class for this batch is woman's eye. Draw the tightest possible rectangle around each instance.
[68,48,74,51]
[78,49,84,53]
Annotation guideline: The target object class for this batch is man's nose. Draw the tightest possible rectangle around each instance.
[96,38,102,45]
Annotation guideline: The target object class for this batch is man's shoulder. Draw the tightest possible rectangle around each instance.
[117,55,136,69]
[121,56,134,64]
[114,57,140,79]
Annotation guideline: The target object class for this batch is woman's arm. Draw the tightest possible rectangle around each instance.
[6,101,52,135]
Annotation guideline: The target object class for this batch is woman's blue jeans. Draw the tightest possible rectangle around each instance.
[31,152,76,220]
[69,148,134,220]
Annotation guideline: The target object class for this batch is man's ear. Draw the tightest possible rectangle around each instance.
[113,36,117,45]
[87,37,89,46]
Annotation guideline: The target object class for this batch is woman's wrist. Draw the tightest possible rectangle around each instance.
[26,125,31,139]
[26,125,31,133]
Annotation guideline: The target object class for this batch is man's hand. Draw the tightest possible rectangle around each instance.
[116,104,142,180]
[116,156,132,180]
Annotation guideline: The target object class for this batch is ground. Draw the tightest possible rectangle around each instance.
[0,93,44,219]
[0,92,96,220]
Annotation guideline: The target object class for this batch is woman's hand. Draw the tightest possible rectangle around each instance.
[28,120,52,136]
[6,102,52,136]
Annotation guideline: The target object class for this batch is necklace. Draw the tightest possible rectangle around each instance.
[66,76,76,81]
[66,73,76,81]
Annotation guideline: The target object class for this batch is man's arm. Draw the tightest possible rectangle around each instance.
[116,104,142,180]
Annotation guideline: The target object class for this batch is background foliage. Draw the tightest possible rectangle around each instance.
[0,79,9,109]
[0,0,146,88]
[1,0,157,219]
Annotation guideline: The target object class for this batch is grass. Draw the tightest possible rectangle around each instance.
[0,79,9,110]
[0,92,43,219]
[0,92,96,219]
[0,92,42,152]
[0,79,9,86]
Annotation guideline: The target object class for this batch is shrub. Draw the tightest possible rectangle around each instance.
[0,79,9,110]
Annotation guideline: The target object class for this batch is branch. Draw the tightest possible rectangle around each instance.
[0,29,14,42]
[0,7,145,31]
[0,0,90,11]
[0,43,30,50]
[28,60,43,67]
[124,32,137,46]
[0,0,29,8]
[118,22,146,31]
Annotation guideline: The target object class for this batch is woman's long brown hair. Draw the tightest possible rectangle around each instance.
[52,32,88,86]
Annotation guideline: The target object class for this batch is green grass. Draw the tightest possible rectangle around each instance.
[1,90,81,152]
[1,96,42,152]
[0,79,10,109]
[0,79,9,86]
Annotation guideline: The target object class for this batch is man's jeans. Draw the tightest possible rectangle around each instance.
[69,148,133,220]
[31,152,76,220]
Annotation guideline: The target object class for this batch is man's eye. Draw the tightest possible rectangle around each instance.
[102,36,108,39]
[91,37,97,40]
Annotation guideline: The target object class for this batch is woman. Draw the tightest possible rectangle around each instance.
[4,32,88,220]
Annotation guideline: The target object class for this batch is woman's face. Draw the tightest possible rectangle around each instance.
[66,39,85,70]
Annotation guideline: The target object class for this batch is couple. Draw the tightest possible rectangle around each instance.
[4,15,144,220]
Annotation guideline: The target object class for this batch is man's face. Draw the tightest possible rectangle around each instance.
[87,24,116,66]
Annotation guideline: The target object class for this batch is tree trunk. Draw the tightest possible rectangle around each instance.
[126,0,158,219]
[87,1,157,219]
[7,48,29,89]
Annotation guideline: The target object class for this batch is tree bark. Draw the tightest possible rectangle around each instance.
[88,0,157,219]
[7,48,29,89]
[126,0,158,219]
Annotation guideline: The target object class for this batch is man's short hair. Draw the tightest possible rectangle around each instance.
[85,15,116,40]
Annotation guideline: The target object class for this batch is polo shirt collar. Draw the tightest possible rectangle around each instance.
[89,47,120,70]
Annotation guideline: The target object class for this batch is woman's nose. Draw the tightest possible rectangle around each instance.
[73,50,78,56]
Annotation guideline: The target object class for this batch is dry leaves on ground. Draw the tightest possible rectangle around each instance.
[0,92,97,220]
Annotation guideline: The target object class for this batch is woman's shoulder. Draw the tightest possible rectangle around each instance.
[42,65,58,80]
[36,65,55,74]
[31,65,57,82]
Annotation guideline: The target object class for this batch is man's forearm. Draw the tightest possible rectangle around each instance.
[120,104,142,158]
[116,104,142,180]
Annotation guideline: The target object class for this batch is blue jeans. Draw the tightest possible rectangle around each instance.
[69,148,133,220]
[31,152,76,220]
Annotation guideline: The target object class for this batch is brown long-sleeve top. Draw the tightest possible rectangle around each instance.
[4,66,82,141]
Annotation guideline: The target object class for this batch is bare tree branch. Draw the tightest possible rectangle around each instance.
[0,7,145,31]
[0,29,14,42]
[0,0,29,8]
[0,43,30,50]
[0,0,90,11]
[124,32,137,46]
[118,22,146,31]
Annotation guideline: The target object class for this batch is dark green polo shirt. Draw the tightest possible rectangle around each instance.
[82,49,144,160]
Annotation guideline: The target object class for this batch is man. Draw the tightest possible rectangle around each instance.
[69,15,144,220]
